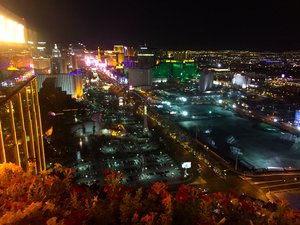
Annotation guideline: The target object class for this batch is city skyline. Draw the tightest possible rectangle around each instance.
[1,0,300,51]
[2,1,300,217]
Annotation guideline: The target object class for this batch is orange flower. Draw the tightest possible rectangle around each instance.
[150,182,168,195]
[162,194,172,207]
[141,214,152,222]
[141,212,157,224]
[44,176,55,185]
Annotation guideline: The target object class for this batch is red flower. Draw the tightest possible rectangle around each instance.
[102,169,110,175]
[240,199,254,212]
[176,185,190,202]
[71,186,85,195]
[70,209,89,218]
[122,184,132,194]
[63,218,77,225]
[64,210,89,224]
[219,197,231,207]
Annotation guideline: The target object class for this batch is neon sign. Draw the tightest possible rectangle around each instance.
[0,15,25,43]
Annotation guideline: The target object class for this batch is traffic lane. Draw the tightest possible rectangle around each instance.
[261,183,300,192]
[249,174,300,183]
[197,164,268,202]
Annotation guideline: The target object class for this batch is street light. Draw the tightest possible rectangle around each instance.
[233,147,243,170]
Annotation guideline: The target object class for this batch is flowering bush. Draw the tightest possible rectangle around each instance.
[0,163,92,225]
[0,163,299,225]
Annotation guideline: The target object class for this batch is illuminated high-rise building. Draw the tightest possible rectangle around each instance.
[123,46,136,68]
[113,45,124,54]
[113,44,125,65]
[97,46,101,62]
[104,50,117,67]
[152,59,198,83]
[65,44,74,72]
[0,5,46,172]
[126,68,152,90]
[51,44,64,74]
[137,44,156,69]
[0,5,26,44]
[126,46,135,58]
[232,73,250,89]
[32,41,51,74]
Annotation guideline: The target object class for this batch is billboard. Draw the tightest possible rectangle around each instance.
[182,162,191,169]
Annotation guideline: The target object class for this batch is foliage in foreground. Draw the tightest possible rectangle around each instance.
[0,163,300,225]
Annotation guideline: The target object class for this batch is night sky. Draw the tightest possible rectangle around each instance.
[1,0,300,51]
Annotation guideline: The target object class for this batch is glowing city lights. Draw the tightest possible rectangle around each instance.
[181,111,188,116]
[162,101,171,106]
[178,97,187,102]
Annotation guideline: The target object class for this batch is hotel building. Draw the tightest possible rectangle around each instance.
[0,5,46,172]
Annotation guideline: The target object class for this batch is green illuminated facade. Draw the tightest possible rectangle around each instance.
[152,60,199,82]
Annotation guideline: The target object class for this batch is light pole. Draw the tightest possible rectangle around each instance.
[234,148,242,171]
[235,150,239,170]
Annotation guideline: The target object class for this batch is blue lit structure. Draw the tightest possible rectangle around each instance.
[294,110,300,127]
